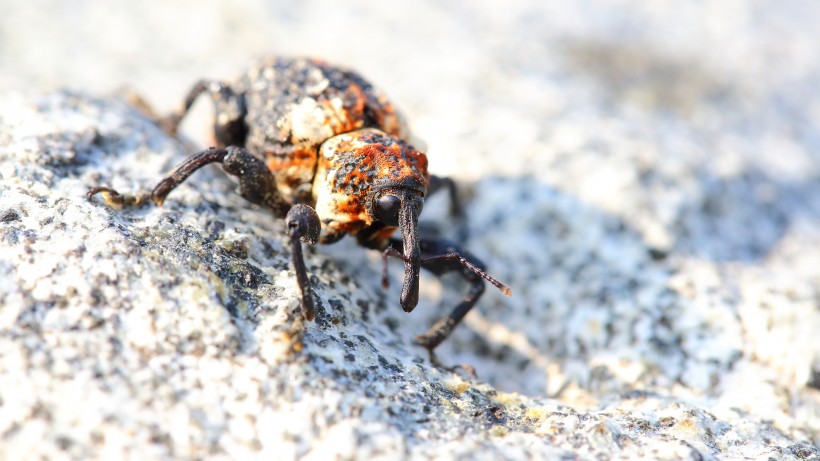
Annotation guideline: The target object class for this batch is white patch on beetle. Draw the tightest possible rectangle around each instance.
[286,98,335,145]
[303,70,329,96]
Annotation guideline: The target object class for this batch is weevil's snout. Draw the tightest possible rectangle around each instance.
[399,194,422,312]
[374,189,424,312]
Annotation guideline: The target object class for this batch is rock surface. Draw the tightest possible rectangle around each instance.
[2,1,820,460]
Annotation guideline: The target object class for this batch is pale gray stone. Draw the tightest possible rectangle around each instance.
[2,1,820,459]
[0,86,816,460]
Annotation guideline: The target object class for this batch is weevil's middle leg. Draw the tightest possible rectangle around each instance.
[158,80,211,135]
[382,237,511,351]
[141,80,248,149]
[427,174,463,219]
[426,174,471,242]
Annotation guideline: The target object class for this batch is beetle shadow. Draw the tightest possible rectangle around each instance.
[405,167,820,400]
[68,90,819,404]
[663,167,820,262]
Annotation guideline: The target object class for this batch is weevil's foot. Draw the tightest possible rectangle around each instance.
[449,362,477,378]
[412,333,436,351]
[157,115,183,136]
[86,186,152,208]
[120,89,161,120]
[284,323,306,356]
[417,342,477,378]
[456,217,472,245]
[300,295,316,322]
[115,88,182,136]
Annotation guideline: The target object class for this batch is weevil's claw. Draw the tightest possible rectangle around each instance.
[423,347,477,377]
[117,88,181,137]
[119,89,161,120]
[158,114,183,136]
[302,297,316,322]
[86,186,151,208]
[86,186,116,201]
[380,246,404,290]
[452,363,477,378]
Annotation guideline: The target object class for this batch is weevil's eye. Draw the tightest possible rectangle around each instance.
[375,194,401,226]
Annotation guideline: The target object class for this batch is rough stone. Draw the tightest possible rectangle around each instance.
[0,85,817,459]
[2,1,820,459]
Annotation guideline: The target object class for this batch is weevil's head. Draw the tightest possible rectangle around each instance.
[370,184,425,311]
[313,128,429,311]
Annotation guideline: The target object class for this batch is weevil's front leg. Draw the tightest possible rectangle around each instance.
[88,146,288,215]
[157,80,211,135]
[427,174,463,219]
[285,204,321,321]
[89,146,321,322]
[159,81,247,147]
[426,174,470,241]
[383,237,511,351]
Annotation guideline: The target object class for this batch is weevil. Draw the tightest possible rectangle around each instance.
[88,56,511,356]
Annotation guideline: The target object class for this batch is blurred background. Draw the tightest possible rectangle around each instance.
[3,0,818,186]
[3,0,819,415]
[4,0,819,247]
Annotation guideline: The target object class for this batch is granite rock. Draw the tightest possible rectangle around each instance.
[0,85,817,460]
[2,1,820,459]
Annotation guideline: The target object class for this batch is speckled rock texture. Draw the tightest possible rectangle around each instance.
[2,1,820,460]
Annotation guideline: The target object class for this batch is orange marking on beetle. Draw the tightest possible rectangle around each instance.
[374,226,399,241]
[265,147,318,198]
[354,142,428,188]
[320,99,360,134]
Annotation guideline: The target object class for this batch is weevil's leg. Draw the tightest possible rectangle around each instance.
[115,81,210,134]
[158,80,210,135]
[427,175,463,219]
[285,204,321,321]
[428,352,477,377]
[381,246,401,289]
[412,245,485,352]
[383,237,511,351]
[88,146,289,215]
[85,186,151,208]
[159,80,247,147]
[426,174,468,241]
[121,90,163,120]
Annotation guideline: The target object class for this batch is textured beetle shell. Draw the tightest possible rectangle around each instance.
[236,57,410,203]
[313,128,429,243]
